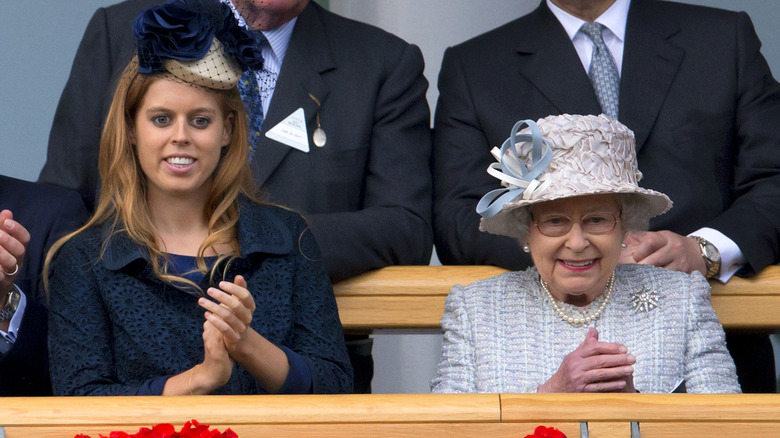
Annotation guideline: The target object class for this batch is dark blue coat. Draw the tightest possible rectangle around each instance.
[48,198,352,395]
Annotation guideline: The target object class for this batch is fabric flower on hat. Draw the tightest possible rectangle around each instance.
[134,0,213,74]
[133,0,263,74]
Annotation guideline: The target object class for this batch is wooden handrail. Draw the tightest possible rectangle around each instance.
[500,393,780,422]
[333,265,780,331]
[0,394,499,426]
[1,394,778,438]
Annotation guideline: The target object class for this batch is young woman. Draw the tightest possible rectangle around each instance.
[44,0,351,396]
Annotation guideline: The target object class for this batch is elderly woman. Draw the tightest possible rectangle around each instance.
[431,114,740,394]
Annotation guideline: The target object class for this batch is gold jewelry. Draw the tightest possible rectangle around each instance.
[691,236,721,279]
[540,272,615,325]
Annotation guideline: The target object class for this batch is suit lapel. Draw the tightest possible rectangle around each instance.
[515,3,602,116]
[619,0,683,151]
[252,3,334,187]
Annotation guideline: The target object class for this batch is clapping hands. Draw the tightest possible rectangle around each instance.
[191,275,255,392]
[199,275,256,355]
[192,274,289,394]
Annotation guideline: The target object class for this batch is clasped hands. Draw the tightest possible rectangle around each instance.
[620,230,706,276]
[192,275,256,392]
[539,328,636,393]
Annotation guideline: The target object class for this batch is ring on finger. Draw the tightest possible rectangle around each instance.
[2,263,18,276]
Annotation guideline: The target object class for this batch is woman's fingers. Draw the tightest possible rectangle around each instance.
[199,297,243,342]
[221,276,254,309]
[205,287,253,325]
[581,352,636,370]
[582,362,635,382]
[578,340,628,357]
[583,379,628,393]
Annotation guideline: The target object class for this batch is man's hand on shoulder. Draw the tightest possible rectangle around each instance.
[620,230,706,276]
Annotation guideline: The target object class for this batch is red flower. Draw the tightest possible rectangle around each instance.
[75,420,237,438]
[524,425,568,438]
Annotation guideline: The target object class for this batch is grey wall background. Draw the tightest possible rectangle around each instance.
[0,0,778,393]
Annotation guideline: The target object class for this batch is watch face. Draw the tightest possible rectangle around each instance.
[694,237,720,263]
[705,242,721,263]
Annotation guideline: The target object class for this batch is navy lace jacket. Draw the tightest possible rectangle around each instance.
[48,198,352,395]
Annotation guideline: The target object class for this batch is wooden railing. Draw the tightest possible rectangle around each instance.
[1,394,778,437]
[333,265,780,331]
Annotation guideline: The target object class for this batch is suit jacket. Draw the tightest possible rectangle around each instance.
[433,0,780,275]
[41,0,433,282]
[0,175,89,395]
[431,265,740,394]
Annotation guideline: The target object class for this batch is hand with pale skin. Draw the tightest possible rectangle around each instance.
[538,328,637,393]
[162,316,234,395]
[201,276,256,354]
[620,230,706,276]
[0,210,29,301]
[198,319,236,388]
[198,275,291,393]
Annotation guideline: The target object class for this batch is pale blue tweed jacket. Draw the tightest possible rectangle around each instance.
[431,264,740,393]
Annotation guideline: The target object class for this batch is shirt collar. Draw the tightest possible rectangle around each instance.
[546,0,630,42]
[224,0,296,66]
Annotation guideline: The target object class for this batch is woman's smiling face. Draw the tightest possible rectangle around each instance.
[527,194,625,306]
[131,79,232,203]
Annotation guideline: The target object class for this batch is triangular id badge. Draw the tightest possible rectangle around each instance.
[264,107,310,152]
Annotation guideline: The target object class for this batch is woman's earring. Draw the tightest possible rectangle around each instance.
[523,243,531,253]
[621,242,627,249]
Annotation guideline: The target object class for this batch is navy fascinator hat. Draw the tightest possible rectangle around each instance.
[133,0,265,90]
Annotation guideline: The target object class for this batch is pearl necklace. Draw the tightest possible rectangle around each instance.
[540,272,616,325]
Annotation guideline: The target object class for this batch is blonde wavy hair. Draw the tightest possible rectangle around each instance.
[44,57,259,295]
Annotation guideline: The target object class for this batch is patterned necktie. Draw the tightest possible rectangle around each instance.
[237,31,268,164]
[580,22,620,120]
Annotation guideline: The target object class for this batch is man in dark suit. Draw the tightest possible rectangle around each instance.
[40,0,432,393]
[0,175,88,395]
[433,0,780,392]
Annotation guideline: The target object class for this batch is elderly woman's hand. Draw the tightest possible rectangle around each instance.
[538,328,636,393]
[620,231,706,275]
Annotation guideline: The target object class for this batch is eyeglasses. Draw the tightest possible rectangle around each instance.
[532,212,620,237]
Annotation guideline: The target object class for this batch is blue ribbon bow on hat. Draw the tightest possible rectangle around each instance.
[476,119,554,218]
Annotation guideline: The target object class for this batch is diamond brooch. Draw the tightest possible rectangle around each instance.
[630,288,660,313]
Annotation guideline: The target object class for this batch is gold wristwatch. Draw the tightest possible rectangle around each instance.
[691,236,721,279]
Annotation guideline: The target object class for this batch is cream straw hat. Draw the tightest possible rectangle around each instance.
[477,114,672,239]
